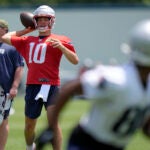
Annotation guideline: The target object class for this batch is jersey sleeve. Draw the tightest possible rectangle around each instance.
[59,35,76,53]
[11,36,27,56]
[62,40,76,53]
[80,65,126,100]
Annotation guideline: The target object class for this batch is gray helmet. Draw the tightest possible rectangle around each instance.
[129,20,150,66]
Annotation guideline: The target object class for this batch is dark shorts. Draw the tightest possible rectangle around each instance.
[67,125,123,150]
[25,84,59,119]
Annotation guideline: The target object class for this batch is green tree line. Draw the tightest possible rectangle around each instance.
[1,0,150,7]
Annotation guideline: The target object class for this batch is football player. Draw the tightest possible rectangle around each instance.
[2,5,79,150]
[36,19,150,150]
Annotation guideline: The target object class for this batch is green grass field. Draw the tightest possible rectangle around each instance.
[5,96,150,150]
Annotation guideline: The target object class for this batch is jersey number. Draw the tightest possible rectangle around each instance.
[29,42,47,64]
[112,106,150,137]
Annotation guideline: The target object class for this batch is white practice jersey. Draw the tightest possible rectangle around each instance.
[79,63,150,148]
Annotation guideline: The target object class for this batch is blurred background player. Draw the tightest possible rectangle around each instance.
[2,5,79,150]
[0,19,24,150]
[36,19,150,150]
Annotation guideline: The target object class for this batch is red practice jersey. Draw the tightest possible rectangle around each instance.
[11,34,76,85]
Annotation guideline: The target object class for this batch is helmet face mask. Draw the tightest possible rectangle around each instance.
[33,5,55,32]
[127,20,150,66]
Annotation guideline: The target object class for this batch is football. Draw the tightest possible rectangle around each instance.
[20,12,35,29]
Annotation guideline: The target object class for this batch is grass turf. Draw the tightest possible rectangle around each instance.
[5,96,150,150]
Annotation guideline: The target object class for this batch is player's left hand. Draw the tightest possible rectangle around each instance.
[46,38,64,49]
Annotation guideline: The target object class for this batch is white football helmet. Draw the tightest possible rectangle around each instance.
[33,5,55,32]
[128,20,150,66]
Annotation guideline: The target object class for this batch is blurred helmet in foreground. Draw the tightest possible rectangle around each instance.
[128,20,150,66]
[33,5,55,32]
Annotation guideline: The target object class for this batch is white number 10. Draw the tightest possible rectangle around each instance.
[29,42,47,64]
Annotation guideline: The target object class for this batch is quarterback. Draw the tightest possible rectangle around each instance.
[2,5,79,150]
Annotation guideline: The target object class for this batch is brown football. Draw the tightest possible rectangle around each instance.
[20,12,35,29]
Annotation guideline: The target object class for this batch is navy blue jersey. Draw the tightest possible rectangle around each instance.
[0,43,24,93]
